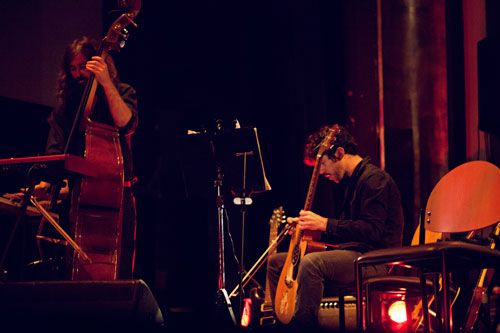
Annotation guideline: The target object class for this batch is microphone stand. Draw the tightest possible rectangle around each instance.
[233,151,254,326]
[214,166,237,327]
[207,124,271,328]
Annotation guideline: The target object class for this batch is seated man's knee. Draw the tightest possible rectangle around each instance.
[299,253,321,275]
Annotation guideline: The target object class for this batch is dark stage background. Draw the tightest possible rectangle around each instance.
[1,0,499,327]
[116,0,349,320]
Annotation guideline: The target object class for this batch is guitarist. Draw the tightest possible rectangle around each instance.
[267,124,404,329]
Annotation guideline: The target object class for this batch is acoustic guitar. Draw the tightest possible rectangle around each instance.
[250,206,286,326]
[274,125,339,324]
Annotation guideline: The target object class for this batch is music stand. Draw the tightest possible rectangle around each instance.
[211,127,271,198]
[180,126,271,327]
[213,126,271,325]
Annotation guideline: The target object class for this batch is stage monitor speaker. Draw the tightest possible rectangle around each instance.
[0,279,164,332]
[478,37,500,136]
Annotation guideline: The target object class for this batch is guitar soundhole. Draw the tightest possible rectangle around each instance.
[291,244,300,264]
[291,245,301,280]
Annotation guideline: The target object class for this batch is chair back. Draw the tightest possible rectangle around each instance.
[411,224,442,245]
[425,161,500,233]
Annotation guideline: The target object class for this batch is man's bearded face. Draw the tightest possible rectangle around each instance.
[69,53,90,86]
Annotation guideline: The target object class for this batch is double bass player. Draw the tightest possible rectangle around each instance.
[20,35,139,280]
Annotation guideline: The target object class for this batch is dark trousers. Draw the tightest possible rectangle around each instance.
[267,250,386,327]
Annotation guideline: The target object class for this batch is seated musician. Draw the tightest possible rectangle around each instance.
[267,124,404,329]
[8,36,138,279]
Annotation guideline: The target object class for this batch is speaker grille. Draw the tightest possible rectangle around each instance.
[318,296,357,332]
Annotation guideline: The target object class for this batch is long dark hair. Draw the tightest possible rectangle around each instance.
[56,36,119,104]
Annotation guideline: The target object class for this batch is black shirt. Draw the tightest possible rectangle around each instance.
[324,158,404,253]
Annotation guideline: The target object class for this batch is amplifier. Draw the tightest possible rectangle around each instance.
[318,296,357,332]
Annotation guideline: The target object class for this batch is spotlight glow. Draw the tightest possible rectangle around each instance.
[388,300,407,324]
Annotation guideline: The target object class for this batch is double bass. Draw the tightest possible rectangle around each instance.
[68,2,140,280]
[274,126,340,324]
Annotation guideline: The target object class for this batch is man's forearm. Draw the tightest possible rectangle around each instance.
[102,83,132,127]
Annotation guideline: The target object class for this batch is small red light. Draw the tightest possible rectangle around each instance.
[240,298,252,327]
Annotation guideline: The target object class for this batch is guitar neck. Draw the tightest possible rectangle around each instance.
[274,126,339,325]
[300,151,324,243]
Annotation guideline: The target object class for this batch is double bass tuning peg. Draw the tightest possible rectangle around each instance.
[119,29,130,48]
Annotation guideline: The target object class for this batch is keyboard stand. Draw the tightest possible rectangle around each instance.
[30,197,91,263]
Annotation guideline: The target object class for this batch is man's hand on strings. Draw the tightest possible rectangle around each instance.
[288,210,328,232]
[86,56,113,88]
[86,55,133,127]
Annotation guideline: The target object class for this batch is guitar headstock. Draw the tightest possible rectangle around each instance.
[316,125,340,158]
[270,206,286,228]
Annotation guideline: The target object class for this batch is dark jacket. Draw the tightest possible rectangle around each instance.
[324,158,404,253]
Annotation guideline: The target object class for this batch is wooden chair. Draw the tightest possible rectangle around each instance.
[355,160,500,332]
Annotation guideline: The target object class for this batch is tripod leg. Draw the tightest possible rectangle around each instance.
[216,288,238,327]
